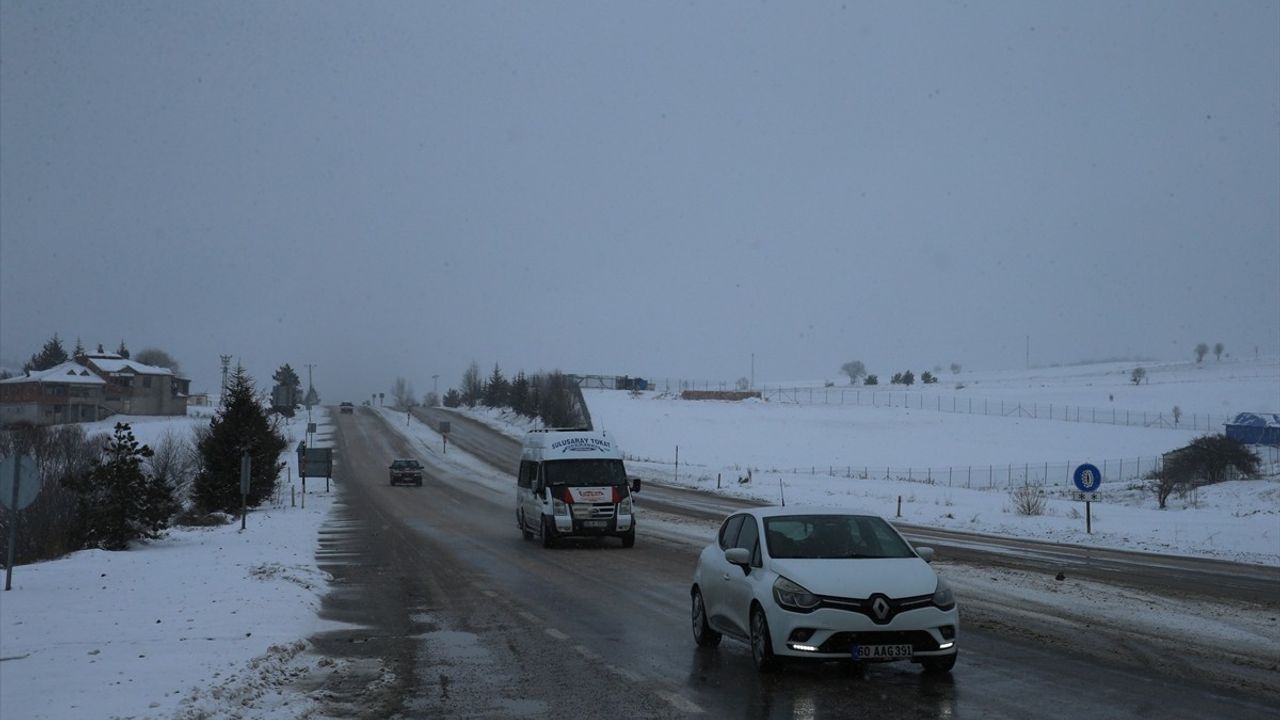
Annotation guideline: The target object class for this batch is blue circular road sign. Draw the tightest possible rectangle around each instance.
[1073,463,1102,493]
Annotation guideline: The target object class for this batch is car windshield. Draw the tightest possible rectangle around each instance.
[544,459,626,487]
[764,515,915,559]
[391,460,419,469]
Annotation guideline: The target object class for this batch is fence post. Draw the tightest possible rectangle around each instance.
[967,465,971,489]
[949,467,953,487]
[988,465,993,488]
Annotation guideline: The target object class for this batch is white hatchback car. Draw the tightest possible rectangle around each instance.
[690,507,958,673]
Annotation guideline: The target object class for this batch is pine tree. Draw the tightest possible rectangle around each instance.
[116,340,130,359]
[63,423,172,550]
[73,337,87,361]
[24,333,70,372]
[509,372,530,416]
[194,367,286,514]
[484,363,509,407]
[271,364,303,416]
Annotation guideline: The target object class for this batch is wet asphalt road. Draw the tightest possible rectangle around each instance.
[306,407,1276,719]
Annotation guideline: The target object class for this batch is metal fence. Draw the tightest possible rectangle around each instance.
[753,386,1234,433]
[631,445,1280,492]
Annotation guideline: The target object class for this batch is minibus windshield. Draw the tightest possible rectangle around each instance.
[544,459,627,487]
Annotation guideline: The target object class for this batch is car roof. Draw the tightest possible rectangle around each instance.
[733,505,884,520]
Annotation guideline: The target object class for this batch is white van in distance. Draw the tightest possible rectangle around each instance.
[515,429,640,548]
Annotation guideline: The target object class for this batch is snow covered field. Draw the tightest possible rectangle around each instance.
[459,358,1280,566]
[0,409,342,720]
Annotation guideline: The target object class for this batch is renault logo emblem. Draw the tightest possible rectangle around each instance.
[871,596,891,622]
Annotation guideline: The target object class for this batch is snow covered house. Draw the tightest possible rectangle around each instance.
[0,361,111,426]
[0,353,191,427]
[1224,413,1280,446]
[79,352,190,418]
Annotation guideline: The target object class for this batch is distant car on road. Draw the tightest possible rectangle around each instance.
[388,458,423,486]
[339,402,355,414]
[690,506,958,674]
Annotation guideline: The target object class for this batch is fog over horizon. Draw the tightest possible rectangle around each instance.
[3,2,1277,401]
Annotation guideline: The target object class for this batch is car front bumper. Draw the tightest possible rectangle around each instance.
[768,605,959,661]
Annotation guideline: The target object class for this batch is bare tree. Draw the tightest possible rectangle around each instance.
[134,347,182,374]
[840,360,867,385]
[1172,405,1182,426]
[390,377,416,408]
[949,362,962,374]
[147,428,197,508]
[1130,367,1147,385]
[1213,342,1224,361]
[461,361,483,407]
[1194,343,1209,363]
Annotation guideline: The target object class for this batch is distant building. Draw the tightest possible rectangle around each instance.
[0,362,111,425]
[1224,413,1280,446]
[0,352,191,427]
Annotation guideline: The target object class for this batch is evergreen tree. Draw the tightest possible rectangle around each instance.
[116,340,130,359]
[442,389,463,408]
[509,372,530,416]
[63,423,173,550]
[194,367,286,514]
[271,364,303,416]
[864,374,879,386]
[484,363,509,407]
[73,337,87,361]
[901,370,915,386]
[24,333,70,372]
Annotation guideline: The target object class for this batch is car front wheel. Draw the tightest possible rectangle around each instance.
[750,605,780,673]
[541,517,556,548]
[691,588,721,647]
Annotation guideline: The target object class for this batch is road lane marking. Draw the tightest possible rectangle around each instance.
[518,611,541,624]
[481,589,498,598]
[544,628,569,641]
[573,645,601,662]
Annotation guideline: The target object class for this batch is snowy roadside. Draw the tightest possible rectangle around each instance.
[448,398,1280,566]
[0,409,342,720]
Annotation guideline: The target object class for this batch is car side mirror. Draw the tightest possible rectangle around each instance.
[916,546,935,563]
[724,547,752,567]
[630,476,642,493]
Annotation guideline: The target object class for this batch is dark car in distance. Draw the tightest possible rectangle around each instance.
[389,458,424,486]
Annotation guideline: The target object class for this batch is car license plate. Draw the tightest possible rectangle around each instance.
[852,644,913,660]
[583,520,607,528]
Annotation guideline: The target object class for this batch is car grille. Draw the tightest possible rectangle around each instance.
[818,630,940,654]
[571,503,615,520]
[816,593,935,624]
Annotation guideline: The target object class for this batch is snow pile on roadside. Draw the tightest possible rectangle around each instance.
[0,410,340,720]
[445,405,542,436]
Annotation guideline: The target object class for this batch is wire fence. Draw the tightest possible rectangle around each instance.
[630,445,1280,493]
[753,386,1234,433]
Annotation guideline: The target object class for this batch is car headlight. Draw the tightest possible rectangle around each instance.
[618,495,632,514]
[773,576,820,612]
[552,499,568,515]
[932,577,956,610]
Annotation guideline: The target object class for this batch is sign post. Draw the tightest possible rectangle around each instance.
[240,452,251,530]
[1072,463,1102,534]
[439,421,451,454]
[1,454,40,591]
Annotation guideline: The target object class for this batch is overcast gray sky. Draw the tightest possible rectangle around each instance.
[3,1,1277,400]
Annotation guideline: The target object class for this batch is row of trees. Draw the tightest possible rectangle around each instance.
[17,333,181,374]
[441,362,586,428]
[1193,342,1225,363]
[841,360,956,387]
[1,366,288,559]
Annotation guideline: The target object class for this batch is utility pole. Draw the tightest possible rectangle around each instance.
[219,355,232,404]
[432,374,439,405]
[751,353,755,390]
[1025,336,1030,370]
